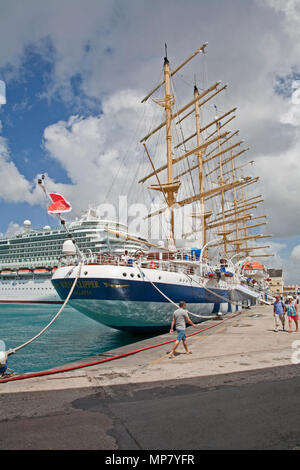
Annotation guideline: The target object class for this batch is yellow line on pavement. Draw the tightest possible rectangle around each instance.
[149,335,209,365]
[191,334,209,344]
[216,326,226,334]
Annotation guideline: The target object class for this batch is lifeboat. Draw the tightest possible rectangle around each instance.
[34,267,51,276]
[1,269,16,277]
[18,268,33,276]
[242,261,267,279]
[52,266,58,273]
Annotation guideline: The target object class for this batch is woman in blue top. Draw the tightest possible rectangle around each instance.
[286,296,298,333]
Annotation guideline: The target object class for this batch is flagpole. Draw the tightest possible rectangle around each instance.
[38,175,84,261]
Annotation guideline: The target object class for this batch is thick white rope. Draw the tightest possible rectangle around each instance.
[184,272,243,307]
[136,264,220,319]
[7,261,83,357]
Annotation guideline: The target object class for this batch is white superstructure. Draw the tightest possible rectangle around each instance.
[0,207,148,303]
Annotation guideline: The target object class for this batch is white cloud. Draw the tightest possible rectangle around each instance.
[291,245,300,264]
[0,80,5,105]
[5,221,23,237]
[280,80,300,126]
[42,89,151,216]
[0,136,42,205]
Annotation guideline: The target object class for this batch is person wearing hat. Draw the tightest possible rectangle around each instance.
[273,295,286,332]
[286,296,299,333]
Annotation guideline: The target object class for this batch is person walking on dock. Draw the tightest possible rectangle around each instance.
[273,295,286,332]
[169,301,196,358]
[286,296,299,333]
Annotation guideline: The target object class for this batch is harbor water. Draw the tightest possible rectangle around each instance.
[0,304,157,375]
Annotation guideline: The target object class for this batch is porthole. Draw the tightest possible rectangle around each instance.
[130,273,134,278]
[123,273,127,277]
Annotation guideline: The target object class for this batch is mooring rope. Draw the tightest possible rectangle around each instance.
[184,272,242,307]
[6,261,83,357]
[136,264,223,319]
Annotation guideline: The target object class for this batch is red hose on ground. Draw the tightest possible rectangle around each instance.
[0,311,241,384]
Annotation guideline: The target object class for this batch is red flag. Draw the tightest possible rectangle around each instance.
[47,193,72,214]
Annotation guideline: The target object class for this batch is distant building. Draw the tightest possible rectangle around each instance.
[267,268,284,295]
[283,285,300,296]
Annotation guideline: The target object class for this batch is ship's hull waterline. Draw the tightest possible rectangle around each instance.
[51,265,248,332]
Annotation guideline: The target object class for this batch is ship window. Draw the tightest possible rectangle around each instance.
[123,273,127,277]
[130,273,134,278]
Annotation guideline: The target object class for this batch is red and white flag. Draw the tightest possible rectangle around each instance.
[47,193,72,215]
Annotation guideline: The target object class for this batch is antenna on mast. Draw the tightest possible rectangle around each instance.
[164,43,168,63]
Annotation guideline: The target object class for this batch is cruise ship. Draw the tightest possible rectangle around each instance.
[0,207,148,303]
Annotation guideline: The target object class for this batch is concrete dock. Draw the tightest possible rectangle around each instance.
[0,305,298,393]
[1,304,300,450]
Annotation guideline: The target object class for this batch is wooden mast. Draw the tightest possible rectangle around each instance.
[231,149,241,258]
[214,108,229,256]
[138,45,271,261]
[164,50,176,247]
[194,85,207,248]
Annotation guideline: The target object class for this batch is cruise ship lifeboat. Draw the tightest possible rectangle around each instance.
[18,268,33,276]
[34,267,51,276]
[1,269,16,277]
[242,261,267,279]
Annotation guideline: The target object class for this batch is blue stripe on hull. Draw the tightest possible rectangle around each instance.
[52,277,232,304]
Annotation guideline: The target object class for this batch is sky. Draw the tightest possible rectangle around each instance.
[0,0,300,282]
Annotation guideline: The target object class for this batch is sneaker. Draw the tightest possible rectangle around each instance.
[274,328,278,332]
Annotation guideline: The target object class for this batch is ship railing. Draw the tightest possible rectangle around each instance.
[81,252,204,276]
[59,252,221,280]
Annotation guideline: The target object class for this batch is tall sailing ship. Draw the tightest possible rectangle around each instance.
[52,44,273,331]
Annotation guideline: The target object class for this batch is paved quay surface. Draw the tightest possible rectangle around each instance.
[1,304,300,450]
[0,305,298,393]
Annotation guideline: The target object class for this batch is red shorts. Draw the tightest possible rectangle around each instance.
[288,315,298,321]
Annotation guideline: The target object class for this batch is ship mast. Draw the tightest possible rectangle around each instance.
[194,84,208,248]
[139,44,272,260]
[164,50,176,247]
